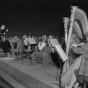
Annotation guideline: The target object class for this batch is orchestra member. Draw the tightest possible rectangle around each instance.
[1,36,11,56]
[11,36,24,60]
[30,35,47,65]
[68,34,80,66]
[23,35,29,50]
[66,32,88,88]
[0,25,5,34]
[42,36,53,66]
[0,25,5,45]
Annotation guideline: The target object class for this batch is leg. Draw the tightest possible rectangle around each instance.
[31,52,36,65]
[42,47,50,66]
[31,51,41,65]
[17,52,23,60]
[11,49,18,60]
[42,52,49,66]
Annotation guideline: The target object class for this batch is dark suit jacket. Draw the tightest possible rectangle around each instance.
[1,39,11,53]
[12,38,24,53]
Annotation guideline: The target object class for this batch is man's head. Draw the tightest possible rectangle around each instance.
[14,36,18,40]
[49,35,53,39]
[23,35,26,38]
[71,34,79,44]
[42,35,47,41]
[1,25,5,30]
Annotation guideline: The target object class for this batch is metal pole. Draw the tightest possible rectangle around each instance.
[59,58,62,88]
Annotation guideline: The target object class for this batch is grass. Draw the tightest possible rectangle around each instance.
[0,61,53,88]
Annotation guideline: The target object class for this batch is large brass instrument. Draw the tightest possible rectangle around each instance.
[61,6,88,86]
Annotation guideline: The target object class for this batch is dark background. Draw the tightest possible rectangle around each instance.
[0,0,88,37]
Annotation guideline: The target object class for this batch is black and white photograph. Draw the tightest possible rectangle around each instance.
[0,0,88,88]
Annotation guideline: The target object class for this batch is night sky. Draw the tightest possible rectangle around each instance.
[0,0,88,37]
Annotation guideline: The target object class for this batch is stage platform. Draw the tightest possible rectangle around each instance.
[0,57,59,88]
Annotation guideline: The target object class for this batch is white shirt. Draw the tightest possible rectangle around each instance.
[38,41,46,50]
[24,37,28,45]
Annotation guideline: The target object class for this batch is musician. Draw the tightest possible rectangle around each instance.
[0,25,5,33]
[30,35,47,65]
[66,32,88,88]
[11,36,24,60]
[23,35,29,49]
[68,34,80,66]
[0,25,5,45]
[42,36,53,66]
[1,36,11,56]
[0,25,8,36]
[30,35,52,66]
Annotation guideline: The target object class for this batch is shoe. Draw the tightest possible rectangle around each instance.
[53,80,59,85]
[29,62,32,65]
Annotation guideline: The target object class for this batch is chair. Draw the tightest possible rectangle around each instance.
[21,48,32,61]
[36,57,43,64]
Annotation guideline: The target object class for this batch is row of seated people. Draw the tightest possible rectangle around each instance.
[12,35,56,66]
[1,35,59,67]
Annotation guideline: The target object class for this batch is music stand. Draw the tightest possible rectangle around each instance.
[49,38,59,47]
[49,38,68,88]
[54,45,68,88]
[28,38,36,45]
[28,38,37,51]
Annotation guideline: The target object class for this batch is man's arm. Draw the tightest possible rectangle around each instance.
[72,44,85,55]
